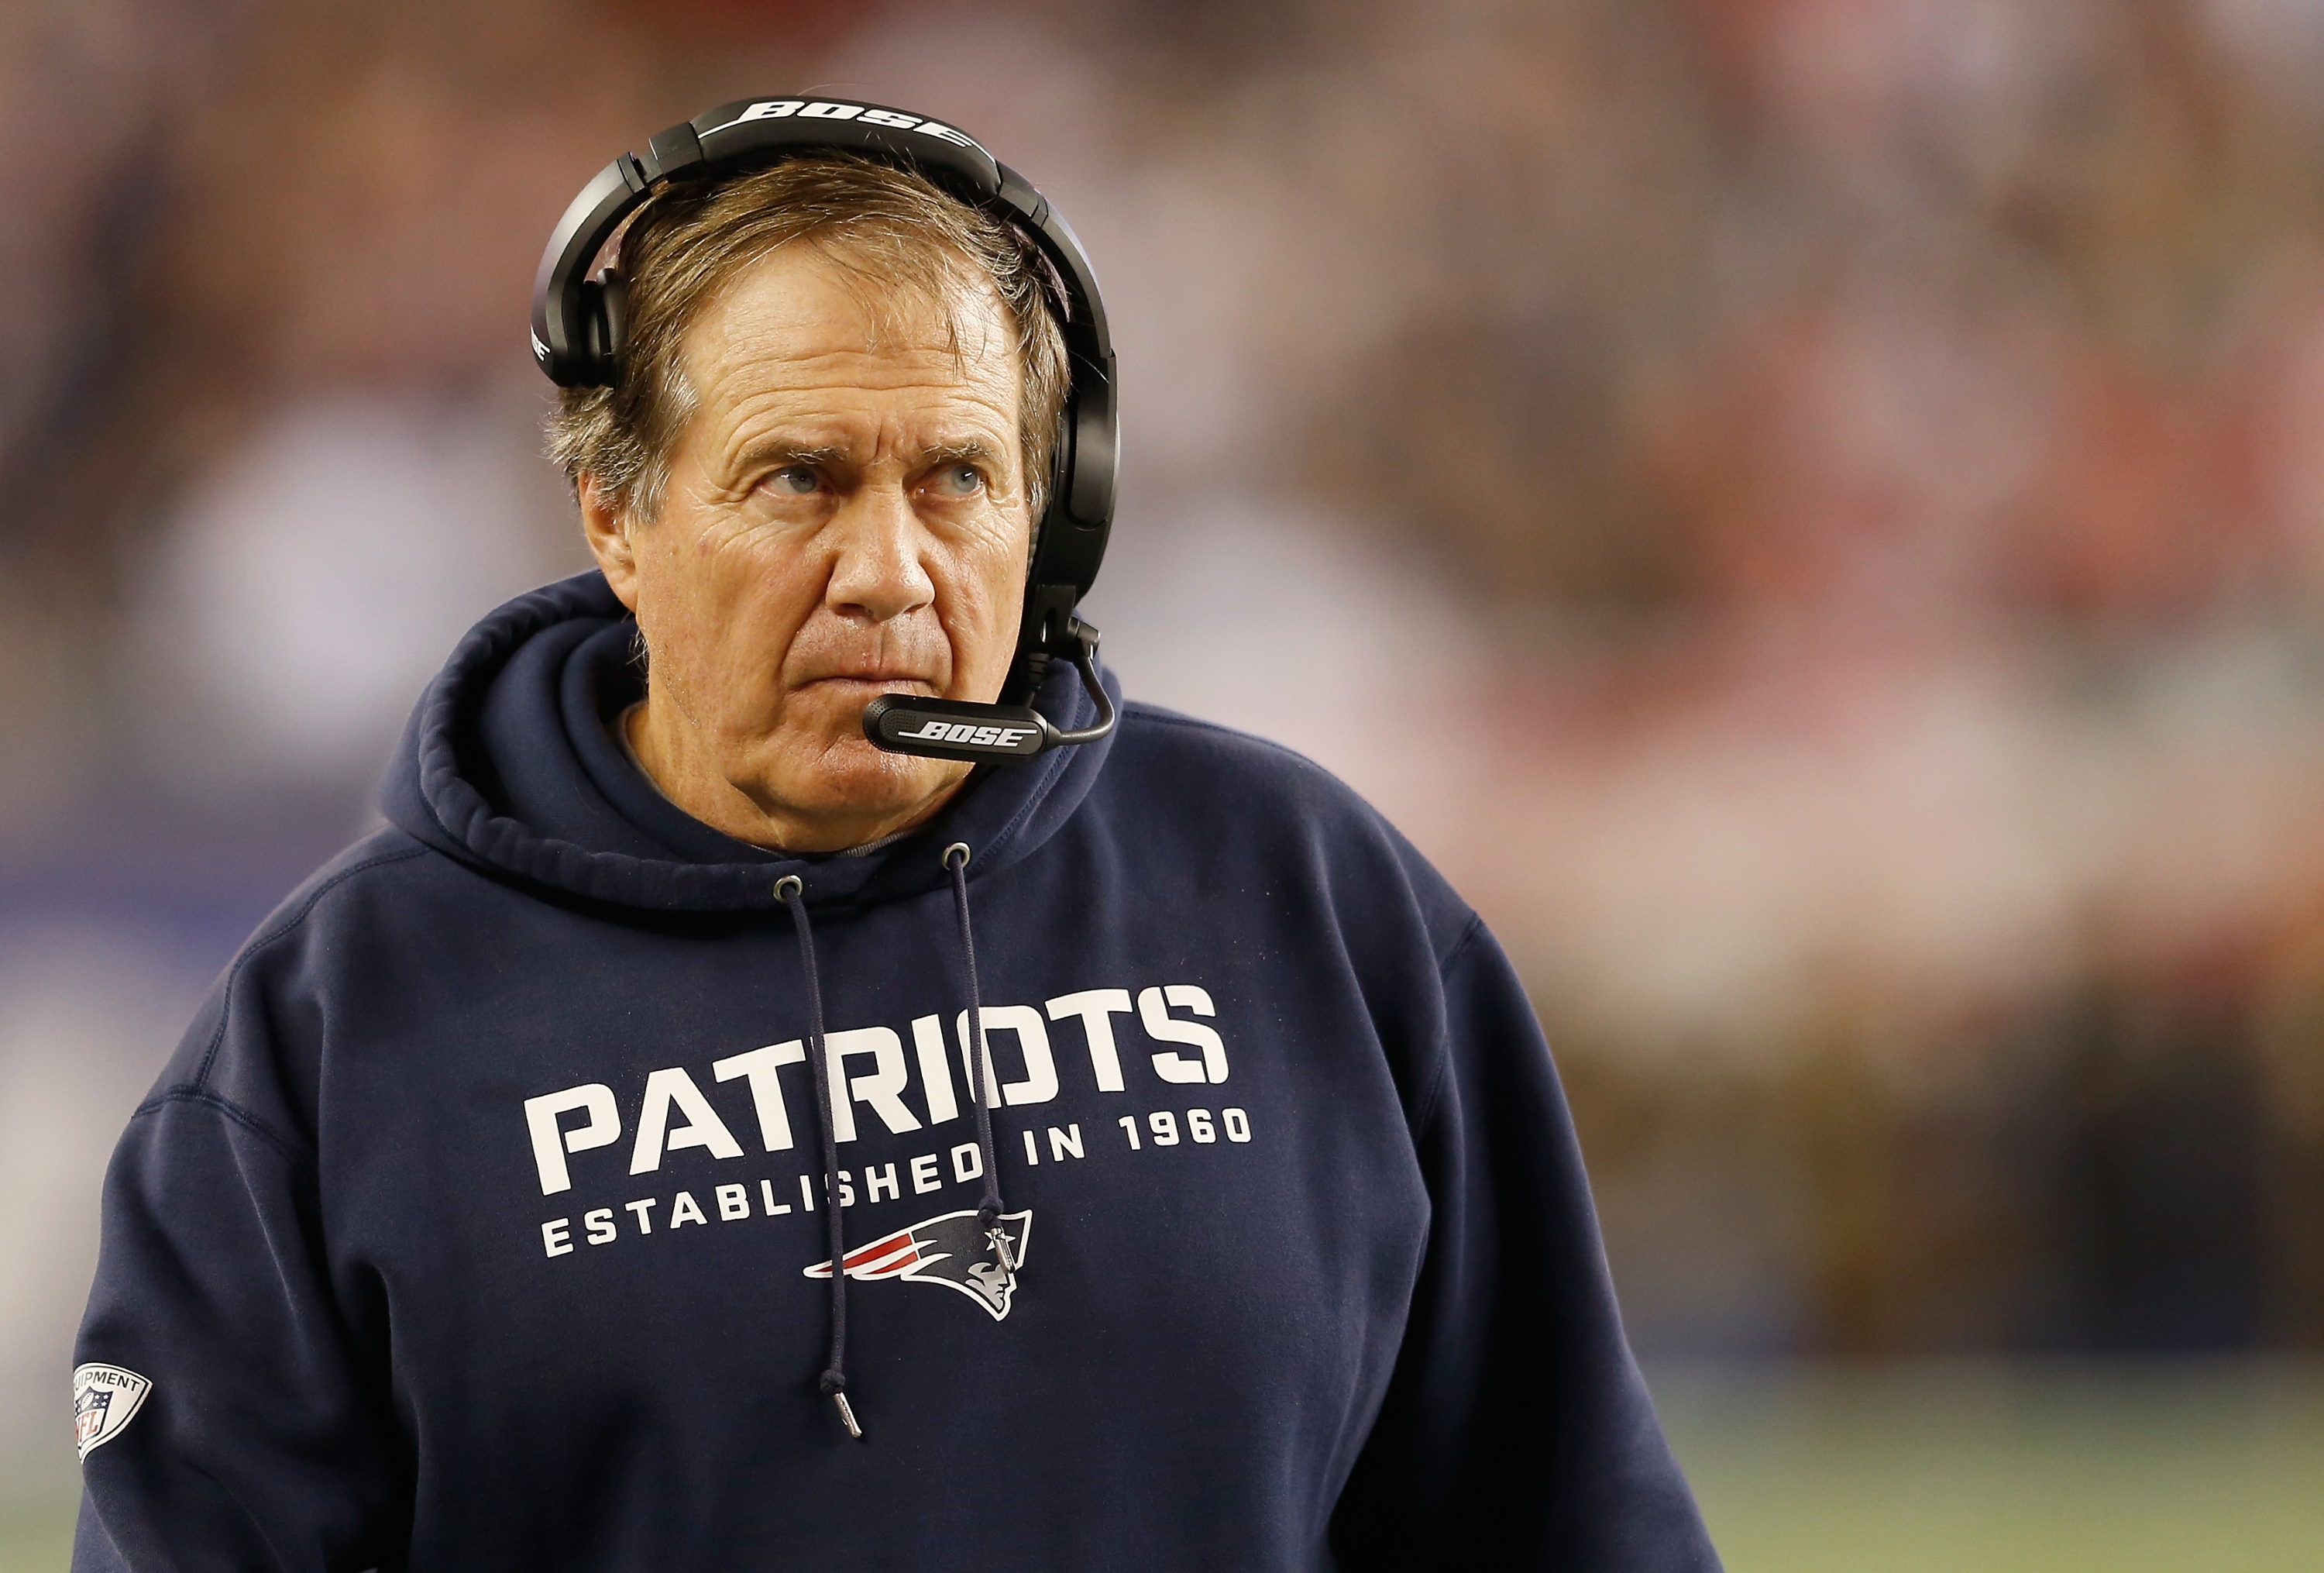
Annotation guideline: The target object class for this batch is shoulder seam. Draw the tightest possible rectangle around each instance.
[1435,910,1488,974]
[191,845,428,1089]
[1411,913,1490,1134]
[132,1089,308,1165]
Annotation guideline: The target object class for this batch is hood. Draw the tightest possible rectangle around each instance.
[381,571,1119,915]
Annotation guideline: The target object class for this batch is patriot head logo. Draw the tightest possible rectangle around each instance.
[805,1207,1032,1321]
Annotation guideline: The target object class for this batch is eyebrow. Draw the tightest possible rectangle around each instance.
[733,439,1003,476]
[920,439,1002,469]
[738,442,850,473]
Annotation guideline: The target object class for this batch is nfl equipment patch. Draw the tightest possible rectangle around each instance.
[805,1208,1032,1320]
[74,1364,151,1460]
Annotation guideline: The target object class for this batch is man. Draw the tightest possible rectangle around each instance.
[72,98,1720,1570]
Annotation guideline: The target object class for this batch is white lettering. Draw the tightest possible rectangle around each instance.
[541,1218,573,1258]
[624,1197,658,1234]
[856,108,920,129]
[1188,1109,1216,1144]
[896,718,1033,749]
[951,1141,984,1183]
[913,1014,959,1124]
[1140,985,1229,1085]
[1150,1110,1181,1146]
[523,1083,621,1195]
[1047,989,1133,1091]
[584,1207,616,1244]
[716,1183,751,1220]
[912,120,977,147]
[956,1006,1060,1108]
[825,1027,923,1141]
[1022,1129,1040,1165]
[761,1178,792,1216]
[630,1068,745,1174]
[864,1162,901,1203]
[799,1173,816,1211]
[733,100,804,123]
[1047,1124,1084,1161]
[669,1190,707,1228]
[797,101,865,120]
[910,1152,942,1193]
[1224,1107,1252,1142]
[1118,1114,1141,1150]
[713,1041,804,1152]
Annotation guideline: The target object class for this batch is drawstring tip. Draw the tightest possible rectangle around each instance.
[831,1390,864,1440]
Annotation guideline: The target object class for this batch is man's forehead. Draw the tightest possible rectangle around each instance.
[712,369,1015,432]
[694,305,1016,420]
[710,342,1009,395]
[694,246,1015,376]
[697,378,1018,476]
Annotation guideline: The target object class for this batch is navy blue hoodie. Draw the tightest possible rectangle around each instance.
[72,572,1718,1571]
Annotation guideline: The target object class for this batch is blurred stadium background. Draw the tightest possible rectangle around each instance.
[6,0,2324,1565]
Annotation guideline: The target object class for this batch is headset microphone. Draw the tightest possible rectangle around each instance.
[530,96,1121,766]
[861,615,1116,762]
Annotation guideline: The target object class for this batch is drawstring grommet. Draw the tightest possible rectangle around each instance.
[942,842,971,870]
[775,874,803,902]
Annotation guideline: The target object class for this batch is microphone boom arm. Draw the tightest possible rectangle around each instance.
[861,618,1116,762]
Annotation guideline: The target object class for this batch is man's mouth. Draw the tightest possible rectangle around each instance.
[796,673,942,695]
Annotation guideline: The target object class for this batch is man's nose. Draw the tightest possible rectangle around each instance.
[823,484,935,624]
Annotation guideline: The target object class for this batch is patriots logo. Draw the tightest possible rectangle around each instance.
[805,1208,1032,1321]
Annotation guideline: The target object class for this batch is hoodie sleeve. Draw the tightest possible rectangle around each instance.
[1329,918,1722,1571]
[71,1007,403,1570]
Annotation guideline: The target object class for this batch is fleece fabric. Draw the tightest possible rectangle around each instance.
[71,570,1720,1571]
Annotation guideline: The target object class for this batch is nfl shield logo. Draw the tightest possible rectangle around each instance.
[74,1388,108,1449]
[73,1364,152,1460]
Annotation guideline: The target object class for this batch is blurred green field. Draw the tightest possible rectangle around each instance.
[6,1361,2319,1570]
[0,1508,69,1573]
[1655,1359,2324,1573]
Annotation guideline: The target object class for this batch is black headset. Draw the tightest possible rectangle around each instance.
[530,96,1118,762]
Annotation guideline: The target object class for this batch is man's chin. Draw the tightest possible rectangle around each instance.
[751,733,970,837]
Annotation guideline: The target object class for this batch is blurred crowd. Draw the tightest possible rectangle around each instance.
[6,0,2324,1496]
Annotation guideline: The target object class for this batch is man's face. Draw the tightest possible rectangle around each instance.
[583,245,1031,851]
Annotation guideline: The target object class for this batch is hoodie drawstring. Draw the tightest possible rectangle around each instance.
[779,844,1011,1445]
[943,843,1011,1258]
[776,874,862,1441]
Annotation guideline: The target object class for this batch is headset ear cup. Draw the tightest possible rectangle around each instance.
[593,267,629,383]
[576,279,604,366]
[576,268,629,384]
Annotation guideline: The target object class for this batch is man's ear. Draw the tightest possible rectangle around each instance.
[577,476,644,611]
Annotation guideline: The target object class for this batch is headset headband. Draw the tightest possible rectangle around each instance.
[528,96,1117,693]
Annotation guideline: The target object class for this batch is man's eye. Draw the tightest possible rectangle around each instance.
[932,463,984,496]
[765,466,820,497]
